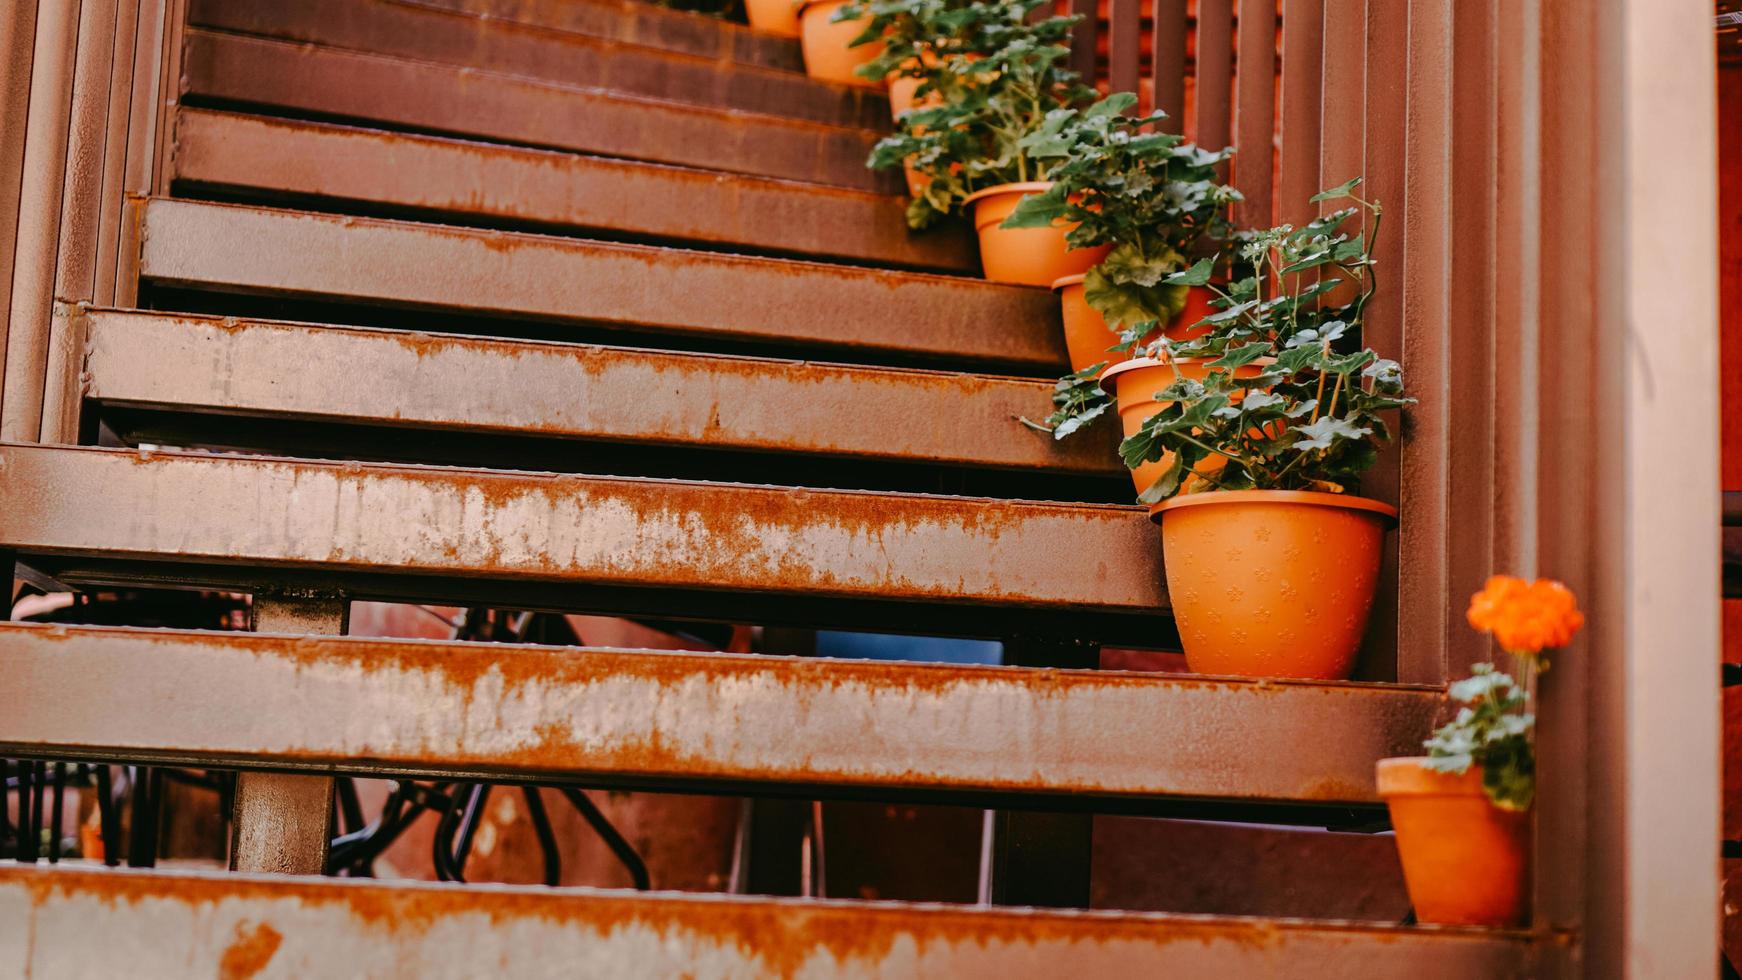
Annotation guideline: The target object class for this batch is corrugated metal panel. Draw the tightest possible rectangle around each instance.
[0,866,1546,978]
[168,109,977,273]
[136,199,1063,371]
[0,622,1439,802]
[81,310,1115,474]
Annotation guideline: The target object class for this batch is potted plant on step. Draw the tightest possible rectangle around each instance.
[1378,576,1583,926]
[1112,179,1410,680]
[866,1,1094,278]
[1003,92,1238,374]
[798,0,882,87]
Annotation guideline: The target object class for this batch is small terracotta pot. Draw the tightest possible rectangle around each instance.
[1377,758,1530,927]
[962,181,1111,287]
[798,0,882,88]
[1098,355,1269,498]
[1150,490,1397,679]
[1054,277,1222,373]
[744,0,801,37]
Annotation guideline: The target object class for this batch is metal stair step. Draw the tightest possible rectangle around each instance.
[401,0,807,74]
[79,310,1114,476]
[169,109,976,274]
[134,199,1061,373]
[182,29,896,193]
[188,0,890,130]
[0,444,1165,641]
[0,866,1542,977]
[0,622,1437,805]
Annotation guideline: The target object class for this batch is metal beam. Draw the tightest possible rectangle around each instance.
[185,0,889,130]
[0,444,1165,619]
[0,866,1546,977]
[81,310,1112,475]
[179,29,894,193]
[135,199,1063,373]
[168,110,974,274]
[0,623,1441,805]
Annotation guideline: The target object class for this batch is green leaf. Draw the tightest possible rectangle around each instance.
[1001,183,1072,228]
[1207,341,1268,370]
[1309,176,1363,202]
[1291,415,1371,450]
[1163,257,1215,287]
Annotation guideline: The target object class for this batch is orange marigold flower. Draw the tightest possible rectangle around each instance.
[1466,575,1585,654]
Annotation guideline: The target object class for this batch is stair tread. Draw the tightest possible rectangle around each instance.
[188,0,889,130]
[81,309,1114,476]
[0,444,1165,640]
[182,29,896,193]
[170,109,976,274]
[0,622,1437,804]
[136,199,1061,372]
[0,865,1540,977]
[401,0,807,74]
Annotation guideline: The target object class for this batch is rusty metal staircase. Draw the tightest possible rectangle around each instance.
[0,0,1551,974]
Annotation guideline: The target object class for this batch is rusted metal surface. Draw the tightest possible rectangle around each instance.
[403,0,806,73]
[136,199,1062,371]
[179,29,896,193]
[1231,0,1275,227]
[0,0,78,442]
[228,595,348,876]
[187,0,889,130]
[1150,0,1186,128]
[168,109,976,274]
[0,443,1164,613]
[0,622,1447,802]
[1106,0,1140,98]
[81,309,1112,475]
[0,0,40,422]
[1191,0,1230,151]
[0,865,1543,978]
[1274,0,1323,227]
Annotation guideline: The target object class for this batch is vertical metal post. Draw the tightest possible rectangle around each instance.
[228,592,346,875]
[985,636,1097,908]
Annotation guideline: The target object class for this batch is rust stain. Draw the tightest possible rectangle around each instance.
[218,921,283,980]
[8,865,1411,979]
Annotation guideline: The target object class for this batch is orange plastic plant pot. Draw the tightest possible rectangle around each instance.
[1149,490,1397,679]
[1098,356,1269,498]
[1376,758,1530,927]
[1055,278,1220,372]
[798,0,883,88]
[744,0,801,36]
[963,182,1111,287]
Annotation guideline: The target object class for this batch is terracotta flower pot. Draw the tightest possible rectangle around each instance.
[962,181,1111,287]
[744,0,801,37]
[798,0,882,88]
[1377,758,1530,927]
[1098,355,1269,498]
[1054,277,1221,373]
[1149,490,1397,679]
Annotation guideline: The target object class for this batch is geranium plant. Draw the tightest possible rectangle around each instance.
[1423,576,1586,809]
[1118,178,1412,502]
[1002,92,1239,328]
[866,0,1090,228]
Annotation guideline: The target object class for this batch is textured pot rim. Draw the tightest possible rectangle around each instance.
[1375,757,1497,799]
[1150,488,1400,524]
[1097,354,1272,395]
[1051,273,1086,291]
[961,180,1055,207]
